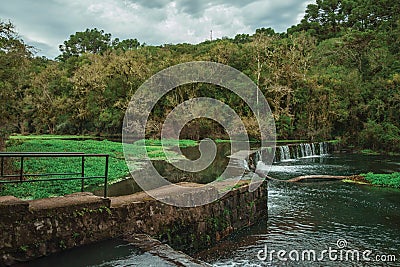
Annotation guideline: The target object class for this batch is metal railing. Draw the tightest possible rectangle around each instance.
[0,152,109,198]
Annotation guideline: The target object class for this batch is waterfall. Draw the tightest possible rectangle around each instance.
[319,142,329,155]
[254,150,262,169]
[241,159,250,171]
[247,141,332,169]
[302,143,314,157]
[274,142,331,162]
[279,146,291,161]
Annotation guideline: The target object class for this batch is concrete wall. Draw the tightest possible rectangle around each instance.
[0,181,267,266]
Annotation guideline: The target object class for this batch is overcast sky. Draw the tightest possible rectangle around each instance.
[1,0,314,59]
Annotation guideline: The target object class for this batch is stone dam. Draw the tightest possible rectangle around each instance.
[0,179,267,266]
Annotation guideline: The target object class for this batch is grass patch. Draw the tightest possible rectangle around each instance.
[275,139,339,144]
[275,140,308,143]
[214,139,232,143]
[129,139,198,161]
[342,179,370,185]
[3,139,129,199]
[361,172,400,188]
[2,137,197,199]
[360,149,380,155]
[138,139,197,148]
[214,139,260,143]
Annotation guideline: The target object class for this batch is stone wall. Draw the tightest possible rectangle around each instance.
[0,181,267,266]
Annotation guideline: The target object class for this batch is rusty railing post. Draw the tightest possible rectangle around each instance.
[104,155,109,198]
[1,156,4,178]
[81,156,85,192]
[20,156,24,182]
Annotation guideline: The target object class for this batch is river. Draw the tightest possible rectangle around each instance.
[196,154,400,266]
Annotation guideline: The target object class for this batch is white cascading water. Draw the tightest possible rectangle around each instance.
[279,146,291,161]
[275,142,330,162]
[319,142,328,155]
[304,143,312,157]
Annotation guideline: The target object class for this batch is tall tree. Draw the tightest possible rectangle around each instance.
[0,20,32,148]
[58,28,113,61]
[113,38,141,51]
[301,0,345,38]
[26,61,73,134]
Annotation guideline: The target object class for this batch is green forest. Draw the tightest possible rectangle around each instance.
[1,0,400,152]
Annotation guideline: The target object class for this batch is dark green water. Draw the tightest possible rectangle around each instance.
[196,154,400,266]
[14,239,175,267]
[268,153,400,179]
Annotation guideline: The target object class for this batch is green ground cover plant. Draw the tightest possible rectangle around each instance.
[361,172,400,189]
[1,136,197,199]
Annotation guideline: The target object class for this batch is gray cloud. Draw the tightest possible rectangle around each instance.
[0,0,313,58]
[129,0,170,9]
[241,0,313,31]
[173,0,259,17]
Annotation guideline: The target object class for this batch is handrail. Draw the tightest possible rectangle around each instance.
[0,152,109,198]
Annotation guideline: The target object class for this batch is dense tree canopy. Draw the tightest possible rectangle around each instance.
[289,0,400,40]
[0,20,32,149]
[1,0,399,152]
[58,28,113,61]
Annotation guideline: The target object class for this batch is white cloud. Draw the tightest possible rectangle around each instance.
[0,0,313,58]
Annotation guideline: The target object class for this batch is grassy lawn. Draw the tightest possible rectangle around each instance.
[1,136,197,199]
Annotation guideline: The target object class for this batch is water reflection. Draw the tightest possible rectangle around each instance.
[101,142,250,197]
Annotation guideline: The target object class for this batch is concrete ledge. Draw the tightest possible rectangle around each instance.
[29,192,110,211]
[0,196,29,215]
[111,182,220,207]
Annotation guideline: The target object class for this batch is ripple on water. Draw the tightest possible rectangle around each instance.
[201,154,400,266]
